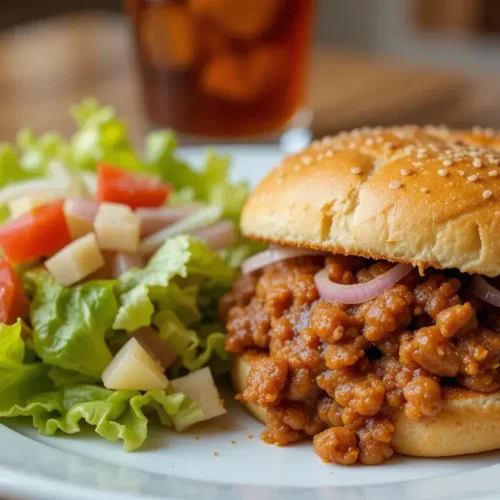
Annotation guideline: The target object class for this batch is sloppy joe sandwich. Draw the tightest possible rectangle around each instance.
[220,125,500,465]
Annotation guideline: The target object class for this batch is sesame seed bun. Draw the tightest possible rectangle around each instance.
[232,352,500,458]
[241,126,500,277]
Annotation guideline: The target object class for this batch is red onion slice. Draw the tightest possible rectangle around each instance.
[241,247,327,275]
[136,204,203,237]
[471,275,500,308]
[314,263,413,304]
[192,220,236,250]
[111,252,145,278]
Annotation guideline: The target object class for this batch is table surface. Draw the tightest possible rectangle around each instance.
[0,11,500,500]
[1,12,500,144]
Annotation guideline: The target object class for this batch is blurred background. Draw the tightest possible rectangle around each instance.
[1,0,500,143]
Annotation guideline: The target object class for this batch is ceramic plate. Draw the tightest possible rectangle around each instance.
[1,146,499,500]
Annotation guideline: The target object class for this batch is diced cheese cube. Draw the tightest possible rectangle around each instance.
[64,199,99,240]
[94,202,140,253]
[8,192,58,218]
[102,337,169,391]
[45,233,105,286]
[170,367,226,431]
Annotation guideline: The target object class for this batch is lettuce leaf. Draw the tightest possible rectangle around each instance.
[115,235,234,336]
[17,129,67,176]
[152,282,200,326]
[152,309,228,376]
[48,366,99,388]
[0,384,202,451]
[26,271,117,378]
[148,131,248,221]
[70,99,150,173]
[0,144,38,188]
[0,321,52,411]
[112,284,154,333]
[120,235,234,293]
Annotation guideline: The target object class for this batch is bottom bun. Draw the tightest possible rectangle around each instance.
[232,352,500,457]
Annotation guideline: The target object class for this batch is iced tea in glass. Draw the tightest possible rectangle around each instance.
[125,0,315,141]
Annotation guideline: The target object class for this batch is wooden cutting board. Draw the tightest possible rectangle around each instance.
[310,48,469,137]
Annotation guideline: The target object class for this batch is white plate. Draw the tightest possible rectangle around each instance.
[1,146,500,500]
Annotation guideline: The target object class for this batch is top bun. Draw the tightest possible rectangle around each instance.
[242,126,500,277]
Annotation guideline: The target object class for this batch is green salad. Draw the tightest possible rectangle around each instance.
[0,99,259,450]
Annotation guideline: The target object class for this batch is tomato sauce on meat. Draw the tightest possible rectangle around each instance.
[221,255,500,465]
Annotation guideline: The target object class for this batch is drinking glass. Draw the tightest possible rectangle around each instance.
[125,0,316,150]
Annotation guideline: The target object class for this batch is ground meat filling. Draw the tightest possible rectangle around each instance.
[222,256,500,465]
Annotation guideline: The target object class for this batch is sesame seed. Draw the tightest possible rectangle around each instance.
[467,174,479,182]
[293,165,301,172]
[473,158,483,168]
[458,170,465,176]
[413,161,423,167]
[490,158,500,165]
[421,187,429,193]
[438,169,448,177]
[350,167,362,175]
[400,169,411,176]
[302,156,312,166]
[325,150,333,157]
[365,138,375,146]
[442,159,453,167]
[489,170,498,177]
[483,189,493,199]
[473,126,482,134]
[417,152,427,159]
[317,154,324,161]
[388,180,402,190]
[376,137,384,144]
[348,141,357,149]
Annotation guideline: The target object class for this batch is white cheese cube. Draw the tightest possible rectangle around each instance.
[170,367,226,431]
[8,192,58,218]
[45,233,105,286]
[102,337,169,391]
[94,202,140,252]
[64,199,99,240]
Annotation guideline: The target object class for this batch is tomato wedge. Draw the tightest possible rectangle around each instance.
[0,260,29,323]
[95,164,172,209]
[0,200,72,264]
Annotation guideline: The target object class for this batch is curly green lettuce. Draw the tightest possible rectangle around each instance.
[0,385,202,451]
[26,271,117,378]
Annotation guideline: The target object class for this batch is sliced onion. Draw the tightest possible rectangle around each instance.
[192,220,236,250]
[0,179,64,206]
[139,205,222,256]
[133,327,178,370]
[136,204,203,237]
[111,252,145,278]
[471,275,500,308]
[241,247,327,275]
[314,263,414,304]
